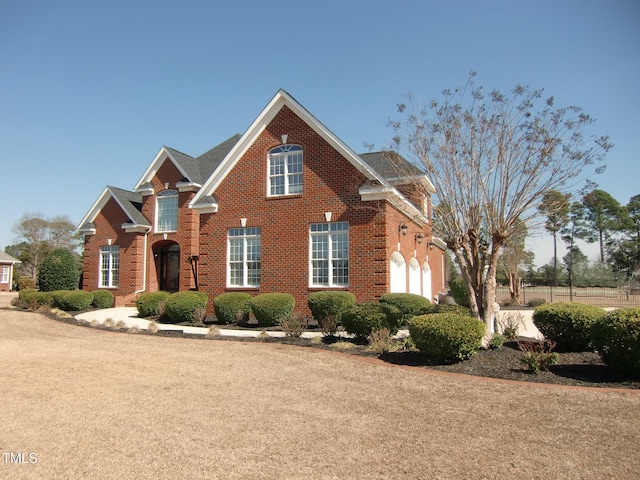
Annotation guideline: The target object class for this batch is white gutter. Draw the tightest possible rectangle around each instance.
[134,229,151,294]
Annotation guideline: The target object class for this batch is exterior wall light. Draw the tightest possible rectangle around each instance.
[398,223,408,236]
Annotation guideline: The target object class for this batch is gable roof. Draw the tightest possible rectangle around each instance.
[189,89,429,223]
[77,186,150,234]
[0,250,20,264]
[133,135,241,191]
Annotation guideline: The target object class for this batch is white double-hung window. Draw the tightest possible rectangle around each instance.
[268,145,303,196]
[310,222,349,287]
[100,245,120,288]
[228,227,261,287]
[156,189,178,232]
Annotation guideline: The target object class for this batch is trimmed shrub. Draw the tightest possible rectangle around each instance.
[341,303,401,338]
[17,277,36,291]
[38,249,80,292]
[164,291,209,324]
[420,303,473,317]
[409,313,485,363]
[251,293,295,327]
[307,291,356,331]
[91,290,114,309]
[136,291,172,318]
[379,293,431,324]
[57,290,93,311]
[213,292,253,324]
[448,277,470,307]
[591,307,640,376]
[533,302,605,351]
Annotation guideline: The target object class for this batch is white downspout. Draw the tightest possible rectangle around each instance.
[135,229,151,294]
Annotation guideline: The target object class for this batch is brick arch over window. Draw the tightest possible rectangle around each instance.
[390,251,406,293]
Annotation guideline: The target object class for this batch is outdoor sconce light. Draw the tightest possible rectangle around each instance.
[415,233,424,244]
[398,223,408,236]
[427,241,435,250]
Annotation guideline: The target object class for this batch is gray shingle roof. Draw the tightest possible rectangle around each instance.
[165,134,242,186]
[107,186,151,227]
[0,250,20,263]
[359,151,425,180]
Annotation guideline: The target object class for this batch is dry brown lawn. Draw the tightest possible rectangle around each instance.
[1,301,639,479]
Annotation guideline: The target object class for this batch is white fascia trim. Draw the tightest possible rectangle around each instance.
[190,89,390,208]
[76,187,112,232]
[176,181,201,192]
[133,147,191,191]
[387,174,436,193]
[430,236,447,250]
[359,184,428,227]
[122,223,152,234]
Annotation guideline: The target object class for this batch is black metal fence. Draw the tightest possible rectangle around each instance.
[496,283,640,308]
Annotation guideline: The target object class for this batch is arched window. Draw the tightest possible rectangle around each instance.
[422,262,433,302]
[156,189,178,232]
[268,145,303,196]
[390,252,406,293]
[409,258,421,295]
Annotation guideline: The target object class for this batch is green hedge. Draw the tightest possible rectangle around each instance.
[213,292,253,324]
[591,307,640,376]
[341,303,401,338]
[136,291,172,318]
[38,249,80,292]
[91,290,114,309]
[379,293,431,324]
[57,290,94,311]
[165,291,208,324]
[307,291,356,324]
[448,277,470,308]
[251,293,295,327]
[409,313,485,363]
[533,302,605,351]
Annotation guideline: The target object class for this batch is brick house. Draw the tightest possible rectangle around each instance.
[0,250,20,292]
[78,90,447,312]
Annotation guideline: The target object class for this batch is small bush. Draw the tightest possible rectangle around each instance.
[136,292,172,318]
[91,290,114,309]
[164,291,209,324]
[489,333,506,350]
[341,303,400,338]
[498,311,525,339]
[213,292,253,324]
[409,313,485,363]
[448,277,470,307]
[251,293,295,327]
[379,293,431,324]
[591,307,640,376]
[368,328,394,354]
[17,277,36,290]
[38,249,80,292]
[280,313,307,338]
[533,302,605,351]
[518,339,559,373]
[527,297,546,308]
[57,290,94,311]
[308,291,356,326]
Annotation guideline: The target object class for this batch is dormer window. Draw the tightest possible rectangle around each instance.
[156,189,178,232]
[268,145,303,196]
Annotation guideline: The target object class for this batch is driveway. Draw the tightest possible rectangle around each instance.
[1,305,638,479]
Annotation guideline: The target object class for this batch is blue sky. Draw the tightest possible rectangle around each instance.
[1,0,638,266]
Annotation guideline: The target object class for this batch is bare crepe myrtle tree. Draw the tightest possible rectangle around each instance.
[389,72,611,342]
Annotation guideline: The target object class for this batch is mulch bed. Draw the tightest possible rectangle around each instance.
[37,309,640,390]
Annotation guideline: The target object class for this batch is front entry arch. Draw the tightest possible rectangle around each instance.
[154,242,180,292]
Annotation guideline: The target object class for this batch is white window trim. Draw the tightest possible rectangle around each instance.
[1,265,9,283]
[155,189,179,233]
[267,145,303,197]
[99,245,119,288]
[309,222,349,288]
[227,227,261,288]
